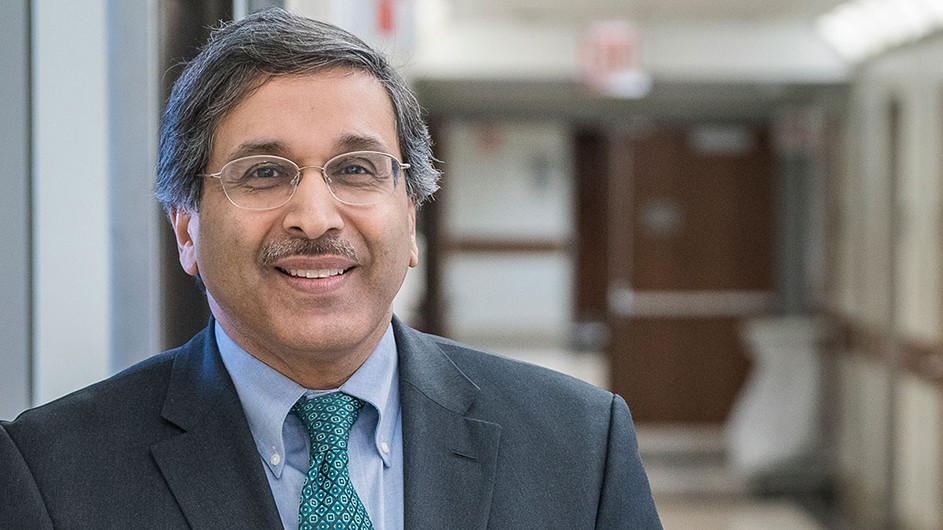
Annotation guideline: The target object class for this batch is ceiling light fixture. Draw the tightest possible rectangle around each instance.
[817,0,943,62]
[581,21,651,98]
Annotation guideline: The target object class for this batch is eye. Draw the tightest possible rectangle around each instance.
[244,162,291,181]
[334,159,378,177]
[223,157,296,192]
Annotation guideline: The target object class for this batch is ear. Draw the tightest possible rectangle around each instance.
[408,202,420,268]
[169,207,200,276]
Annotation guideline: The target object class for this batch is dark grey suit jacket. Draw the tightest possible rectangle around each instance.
[1,319,661,529]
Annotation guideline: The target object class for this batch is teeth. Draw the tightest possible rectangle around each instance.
[286,268,345,279]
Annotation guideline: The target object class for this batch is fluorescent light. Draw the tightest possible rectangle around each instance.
[817,0,943,62]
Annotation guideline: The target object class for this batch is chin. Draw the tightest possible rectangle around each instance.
[278,318,370,351]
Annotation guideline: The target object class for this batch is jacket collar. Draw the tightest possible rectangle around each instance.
[150,319,502,529]
[151,325,283,529]
[394,318,501,530]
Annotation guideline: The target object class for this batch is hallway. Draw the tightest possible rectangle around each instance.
[4,2,943,528]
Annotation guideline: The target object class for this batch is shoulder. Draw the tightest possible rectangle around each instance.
[439,335,605,393]
[3,336,199,444]
[410,329,617,419]
[401,329,663,525]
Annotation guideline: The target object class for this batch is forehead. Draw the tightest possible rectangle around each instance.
[210,69,399,163]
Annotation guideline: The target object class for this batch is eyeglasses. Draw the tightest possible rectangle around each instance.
[199,150,409,211]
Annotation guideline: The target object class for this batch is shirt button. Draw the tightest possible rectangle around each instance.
[270,453,281,466]
[379,441,390,454]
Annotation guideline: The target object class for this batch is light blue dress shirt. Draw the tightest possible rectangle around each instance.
[216,322,404,530]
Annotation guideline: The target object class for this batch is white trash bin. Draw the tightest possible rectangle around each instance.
[727,316,826,490]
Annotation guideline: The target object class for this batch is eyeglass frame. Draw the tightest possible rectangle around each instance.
[198,150,410,211]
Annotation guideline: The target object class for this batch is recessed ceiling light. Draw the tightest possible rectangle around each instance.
[817,0,943,62]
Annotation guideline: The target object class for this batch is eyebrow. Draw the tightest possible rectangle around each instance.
[335,133,393,154]
[228,141,288,160]
[226,134,395,162]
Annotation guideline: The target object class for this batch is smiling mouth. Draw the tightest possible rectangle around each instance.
[281,268,349,279]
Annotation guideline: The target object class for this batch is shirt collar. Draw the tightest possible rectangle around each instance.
[216,322,400,476]
[335,326,400,469]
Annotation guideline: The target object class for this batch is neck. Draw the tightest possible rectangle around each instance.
[212,317,389,391]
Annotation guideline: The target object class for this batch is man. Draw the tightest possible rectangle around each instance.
[0,8,661,529]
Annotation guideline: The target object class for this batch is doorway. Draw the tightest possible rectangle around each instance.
[589,123,777,423]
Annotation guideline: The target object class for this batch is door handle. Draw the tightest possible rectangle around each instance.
[608,286,776,318]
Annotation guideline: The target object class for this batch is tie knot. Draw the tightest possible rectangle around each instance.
[291,392,365,454]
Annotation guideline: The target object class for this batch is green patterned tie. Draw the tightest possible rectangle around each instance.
[290,392,374,530]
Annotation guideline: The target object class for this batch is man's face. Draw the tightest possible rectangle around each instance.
[170,70,419,384]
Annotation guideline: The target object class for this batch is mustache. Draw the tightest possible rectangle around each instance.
[258,236,358,267]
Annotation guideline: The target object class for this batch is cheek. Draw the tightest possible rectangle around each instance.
[196,210,264,276]
[361,215,411,271]
[377,199,417,264]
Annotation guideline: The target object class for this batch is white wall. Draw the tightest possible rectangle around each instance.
[0,0,32,420]
[444,120,573,240]
[107,0,161,371]
[834,36,943,342]
[24,0,161,410]
[442,120,574,346]
[895,373,943,529]
[285,0,416,56]
[834,355,893,524]
[445,253,574,342]
[830,31,943,530]
[32,0,112,405]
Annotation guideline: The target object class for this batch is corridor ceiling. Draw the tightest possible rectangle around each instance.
[446,0,849,24]
[408,0,852,119]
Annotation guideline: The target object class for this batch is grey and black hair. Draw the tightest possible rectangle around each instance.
[155,7,439,213]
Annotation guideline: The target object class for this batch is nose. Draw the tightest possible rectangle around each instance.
[280,167,345,239]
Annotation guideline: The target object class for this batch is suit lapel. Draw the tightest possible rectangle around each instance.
[150,326,282,529]
[394,320,501,530]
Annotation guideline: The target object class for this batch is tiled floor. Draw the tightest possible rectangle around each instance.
[639,425,827,530]
[494,346,829,530]
[655,499,825,530]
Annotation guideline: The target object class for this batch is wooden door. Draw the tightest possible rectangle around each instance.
[607,124,776,423]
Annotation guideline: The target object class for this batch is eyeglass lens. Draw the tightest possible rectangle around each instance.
[217,151,400,210]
